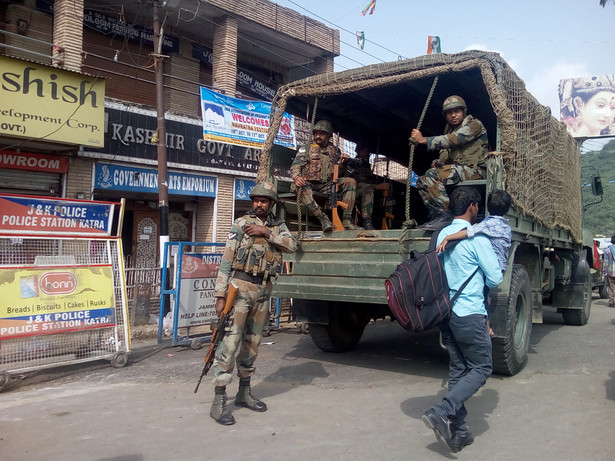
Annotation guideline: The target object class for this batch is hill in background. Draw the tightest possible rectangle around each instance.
[581,138,615,237]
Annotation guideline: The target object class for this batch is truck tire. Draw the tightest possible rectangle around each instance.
[308,303,369,352]
[562,272,592,326]
[491,264,532,376]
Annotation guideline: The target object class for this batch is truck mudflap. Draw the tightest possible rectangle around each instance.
[552,250,592,326]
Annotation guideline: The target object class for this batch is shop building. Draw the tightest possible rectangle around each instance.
[1,0,339,267]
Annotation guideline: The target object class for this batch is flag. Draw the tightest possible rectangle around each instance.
[427,36,441,54]
[356,31,365,50]
[361,0,376,16]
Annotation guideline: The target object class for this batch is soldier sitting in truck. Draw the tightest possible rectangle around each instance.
[341,141,390,230]
[411,95,488,230]
[290,120,358,231]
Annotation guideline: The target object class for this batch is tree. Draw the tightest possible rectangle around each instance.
[600,0,615,6]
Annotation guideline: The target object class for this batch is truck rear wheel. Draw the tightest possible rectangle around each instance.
[491,264,532,376]
[308,303,369,352]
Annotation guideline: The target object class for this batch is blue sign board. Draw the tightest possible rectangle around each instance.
[234,179,256,201]
[94,163,217,198]
[200,87,296,149]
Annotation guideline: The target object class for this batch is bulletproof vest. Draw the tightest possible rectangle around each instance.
[231,214,283,276]
[442,116,488,166]
[302,143,337,182]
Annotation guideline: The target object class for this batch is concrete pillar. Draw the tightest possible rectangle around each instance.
[314,55,334,75]
[53,0,84,71]
[212,15,238,97]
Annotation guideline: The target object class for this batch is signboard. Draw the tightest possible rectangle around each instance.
[0,55,105,147]
[0,265,116,339]
[192,43,277,101]
[235,178,256,201]
[0,194,115,236]
[177,253,222,328]
[559,74,615,138]
[88,106,272,176]
[0,150,69,173]
[35,2,179,53]
[94,163,217,197]
[83,10,179,53]
[200,87,296,149]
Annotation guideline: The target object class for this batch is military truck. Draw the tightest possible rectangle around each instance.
[257,51,602,376]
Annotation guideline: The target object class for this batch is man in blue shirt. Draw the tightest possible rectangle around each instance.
[422,186,503,453]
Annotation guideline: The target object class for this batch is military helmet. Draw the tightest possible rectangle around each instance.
[442,95,467,115]
[355,140,371,153]
[312,120,333,134]
[249,181,278,202]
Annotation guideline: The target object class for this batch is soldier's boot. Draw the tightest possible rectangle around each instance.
[342,218,358,230]
[362,217,375,230]
[315,210,334,232]
[235,378,268,412]
[210,386,235,425]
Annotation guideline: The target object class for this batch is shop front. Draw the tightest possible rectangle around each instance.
[0,150,69,196]
[92,162,217,268]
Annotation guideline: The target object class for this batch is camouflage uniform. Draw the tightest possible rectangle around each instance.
[416,115,488,216]
[212,210,296,387]
[290,142,356,220]
[346,157,376,219]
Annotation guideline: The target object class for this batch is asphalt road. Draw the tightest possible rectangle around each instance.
[1,295,614,461]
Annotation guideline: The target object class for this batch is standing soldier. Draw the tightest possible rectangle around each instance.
[291,120,358,231]
[210,181,296,425]
[411,95,489,230]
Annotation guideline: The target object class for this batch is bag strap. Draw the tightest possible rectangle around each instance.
[450,267,480,305]
[430,227,479,305]
[428,228,462,252]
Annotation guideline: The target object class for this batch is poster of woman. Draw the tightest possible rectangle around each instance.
[559,74,615,138]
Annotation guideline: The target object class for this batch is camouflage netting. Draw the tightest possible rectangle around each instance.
[259,51,582,242]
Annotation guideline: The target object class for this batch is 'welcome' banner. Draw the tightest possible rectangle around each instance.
[200,87,296,149]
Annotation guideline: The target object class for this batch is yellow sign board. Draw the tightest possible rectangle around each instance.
[0,55,105,147]
[0,265,116,339]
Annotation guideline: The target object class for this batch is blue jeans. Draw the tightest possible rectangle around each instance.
[433,312,493,435]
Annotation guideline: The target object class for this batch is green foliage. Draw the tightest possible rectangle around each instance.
[582,139,615,237]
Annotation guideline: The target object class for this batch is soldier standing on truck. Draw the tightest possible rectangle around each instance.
[411,95,489,230]
[209,181,296,425]
[290,120,358,231]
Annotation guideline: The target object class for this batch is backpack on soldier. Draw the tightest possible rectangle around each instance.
[384,232,478,333]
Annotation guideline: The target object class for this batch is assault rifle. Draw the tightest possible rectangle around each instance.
[194,280,239,393]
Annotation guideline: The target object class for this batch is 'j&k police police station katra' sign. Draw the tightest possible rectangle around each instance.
[0,194,119,340]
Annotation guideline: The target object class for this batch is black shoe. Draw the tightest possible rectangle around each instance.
[452,431,474,452]
[422,409,456,453]
[362,218,375,230]
[418,211,453,231]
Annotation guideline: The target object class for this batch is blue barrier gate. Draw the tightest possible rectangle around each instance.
[157,242,224,348]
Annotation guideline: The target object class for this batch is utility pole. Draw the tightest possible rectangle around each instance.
[152,1,169,267]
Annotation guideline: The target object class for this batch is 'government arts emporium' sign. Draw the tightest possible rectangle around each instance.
[94,163,217,198]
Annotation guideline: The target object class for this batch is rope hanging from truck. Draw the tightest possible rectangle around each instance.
[398,76,439,252]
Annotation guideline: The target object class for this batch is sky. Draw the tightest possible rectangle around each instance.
[275,0,615,152]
